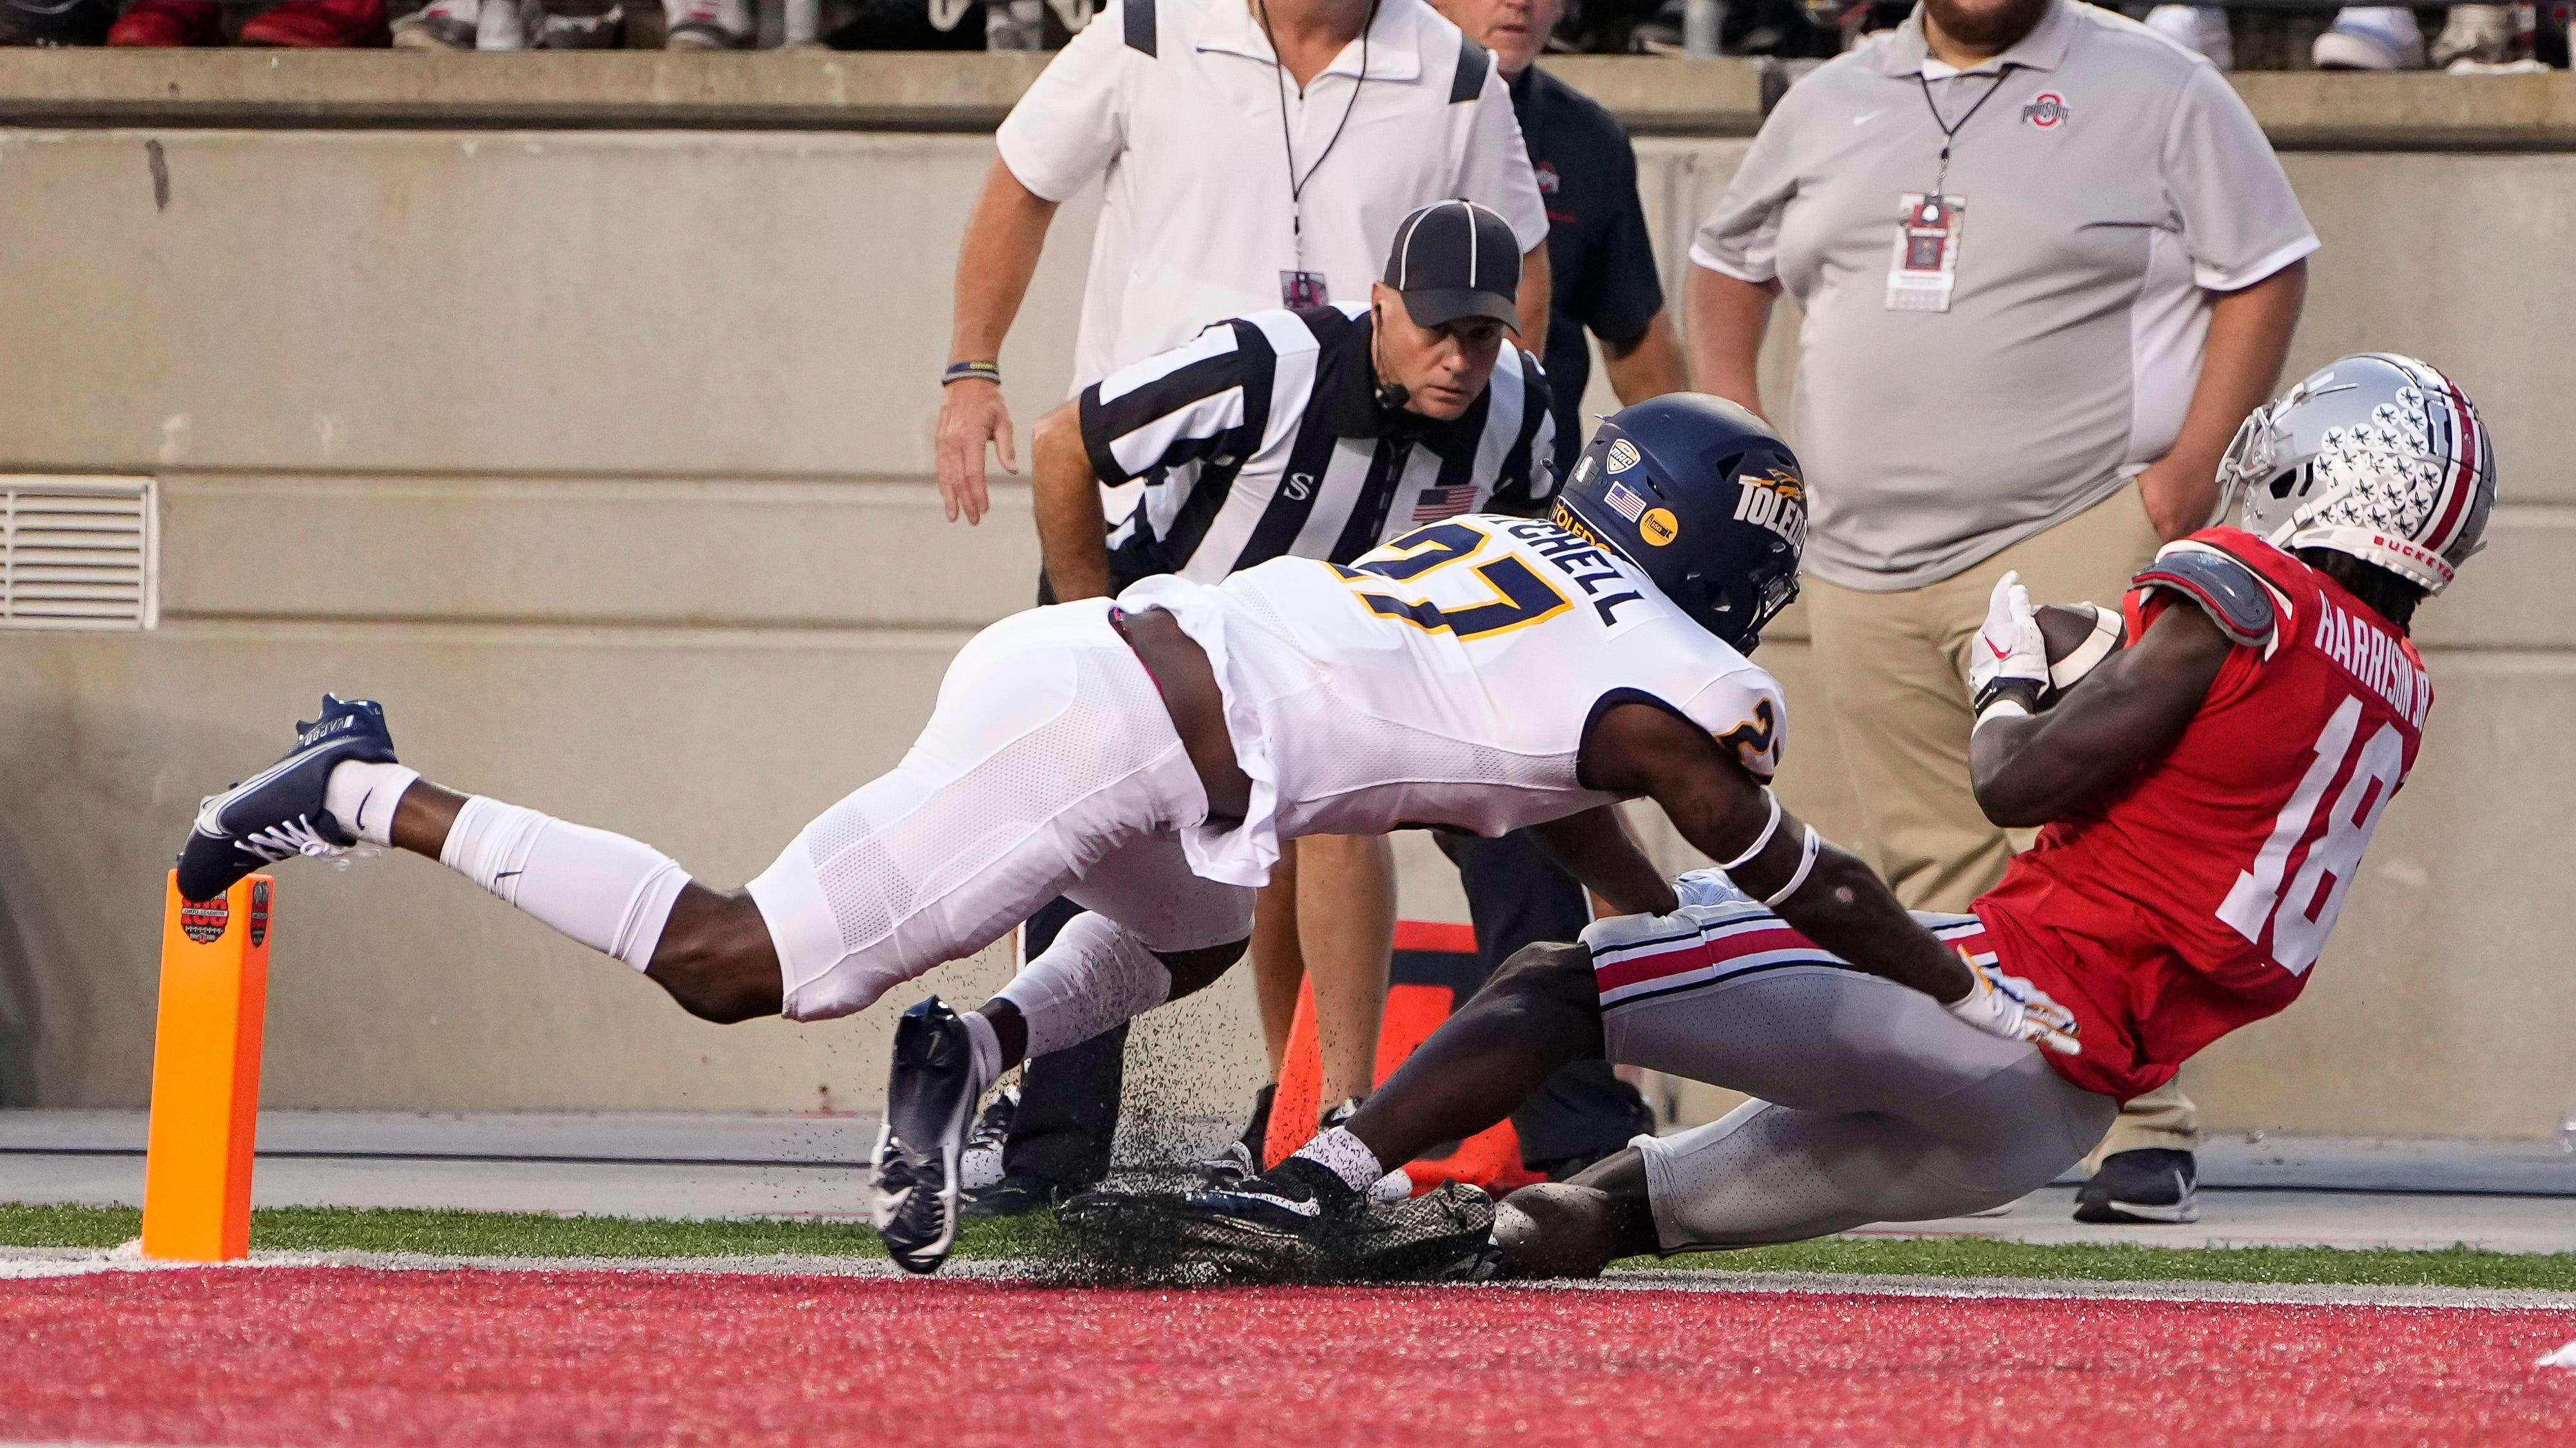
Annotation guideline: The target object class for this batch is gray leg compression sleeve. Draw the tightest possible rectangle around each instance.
[1606,966,2118,1251]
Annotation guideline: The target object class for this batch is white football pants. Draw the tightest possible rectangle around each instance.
[745,600,1256,1022]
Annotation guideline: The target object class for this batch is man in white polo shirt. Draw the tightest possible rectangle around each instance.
[1685,0,2313,1224]
[930,0,1551,1215]
[936,0,1552,528]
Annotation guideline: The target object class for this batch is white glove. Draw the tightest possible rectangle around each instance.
[1671,868,1751,910]
[1968,571,2048,724]
[1946,948,2081,1056]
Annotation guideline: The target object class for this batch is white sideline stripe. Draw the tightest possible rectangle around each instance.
[1553,1269,2576,1312]
[8,1248,2573,1311]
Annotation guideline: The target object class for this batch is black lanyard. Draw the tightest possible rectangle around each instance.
[1260,0,1380,259]
[1915,67,2012,200]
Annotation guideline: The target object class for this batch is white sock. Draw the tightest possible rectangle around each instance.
[324,760,421,848]
[1293,1126,1385,1193]
[959,1007,1003,1093]
[438,795,691,971]
[990,910,1170,1059]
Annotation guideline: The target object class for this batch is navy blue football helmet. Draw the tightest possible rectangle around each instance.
[1552,394,1807,653]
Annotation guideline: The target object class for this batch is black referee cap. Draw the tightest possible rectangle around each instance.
[1383,199,1522,334]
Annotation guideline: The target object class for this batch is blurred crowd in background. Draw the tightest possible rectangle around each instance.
[0,0,2565,73]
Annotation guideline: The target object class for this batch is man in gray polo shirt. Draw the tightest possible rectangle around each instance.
[1686,0,2312,1223]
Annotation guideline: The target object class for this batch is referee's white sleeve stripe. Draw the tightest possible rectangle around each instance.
[1108,385,1248,477]
[1091,323,1246,405]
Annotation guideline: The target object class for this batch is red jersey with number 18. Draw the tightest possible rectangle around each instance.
[1972,528,2433,1102]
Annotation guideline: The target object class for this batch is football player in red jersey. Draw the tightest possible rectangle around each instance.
[1153,354,2497,1279]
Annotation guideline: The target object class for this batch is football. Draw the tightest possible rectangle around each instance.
[2034,601,2126,701]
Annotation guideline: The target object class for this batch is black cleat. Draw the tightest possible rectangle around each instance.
[873,997,984,1273]
[1164,1157,1365,1282]
[1195,1082,1276,1188]
[2073,1147,2200,1224]
[1054,1183,1195,1277]
[957,1083,1017,1190]
[1343,1181,1501,1282]
[961,1173,1064,1221]
[175,694,399,903]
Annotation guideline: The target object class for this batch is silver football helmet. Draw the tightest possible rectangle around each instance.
[2215,353,2497,596]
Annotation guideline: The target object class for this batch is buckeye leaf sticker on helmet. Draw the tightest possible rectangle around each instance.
[2218,352,2497,595]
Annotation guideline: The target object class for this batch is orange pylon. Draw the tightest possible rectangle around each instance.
[1262,920,1525,1193]
[141,870,273,1261]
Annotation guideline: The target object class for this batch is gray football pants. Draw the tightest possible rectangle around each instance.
[1606,966,2119,1252]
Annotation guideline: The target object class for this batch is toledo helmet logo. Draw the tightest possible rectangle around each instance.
[2021,92,2068,128]
[249,879,271,948]
[1733,468,1809,551]
[1606,439,1641,474]
[1639,508,1681,547]
[180,895,229,946]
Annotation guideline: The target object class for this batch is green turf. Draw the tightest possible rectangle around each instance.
[6,1203,2571,1291]
[0,1203,1061,1262]
[1646,1236,2576,1291]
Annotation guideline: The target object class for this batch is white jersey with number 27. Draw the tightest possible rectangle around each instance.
[1119,514,1789,886]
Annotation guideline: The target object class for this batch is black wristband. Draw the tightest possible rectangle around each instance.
[943,361,1002,387]
[1972,674,2046,720]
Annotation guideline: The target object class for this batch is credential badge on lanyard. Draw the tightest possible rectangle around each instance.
[1885,193,1965,313]
[1887,67,2010,314]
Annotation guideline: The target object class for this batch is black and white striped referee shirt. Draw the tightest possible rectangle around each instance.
[1077,301,1556,588]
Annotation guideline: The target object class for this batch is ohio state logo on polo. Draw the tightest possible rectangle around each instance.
[180,895,229,945]
[2021,93,2068,128]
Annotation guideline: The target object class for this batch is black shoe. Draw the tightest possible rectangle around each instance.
[176,694,399,903]
[1195,1082,1276,1188]
[2073,1148,2199,1224]
[957,1083,1017,1187]
[872,998,984,1273]
[1343,1181,1500,1282]
[961,1172,1063,1221]
[1165,1157,1364,1281]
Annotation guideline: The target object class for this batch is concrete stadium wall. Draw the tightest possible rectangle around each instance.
[1,57,2570,1139]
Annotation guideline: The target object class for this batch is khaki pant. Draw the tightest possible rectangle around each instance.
[1805,482,2199,1161]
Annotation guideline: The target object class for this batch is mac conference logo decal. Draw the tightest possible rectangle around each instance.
[180,895,229,946]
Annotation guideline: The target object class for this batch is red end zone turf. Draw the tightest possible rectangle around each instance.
[4,1269,2571,1446]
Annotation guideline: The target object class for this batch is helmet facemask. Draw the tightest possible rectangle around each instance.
[2222,355,2497,598]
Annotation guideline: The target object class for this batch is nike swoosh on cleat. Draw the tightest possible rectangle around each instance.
[209,734,356,828]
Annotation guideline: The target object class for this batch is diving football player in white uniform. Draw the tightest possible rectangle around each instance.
[175,395,2073,1274]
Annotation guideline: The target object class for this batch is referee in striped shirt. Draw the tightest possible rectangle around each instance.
[977,200,1555,1215]
[1033,198,1555,598]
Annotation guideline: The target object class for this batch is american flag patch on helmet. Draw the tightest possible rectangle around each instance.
[1604,481,1649,522]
